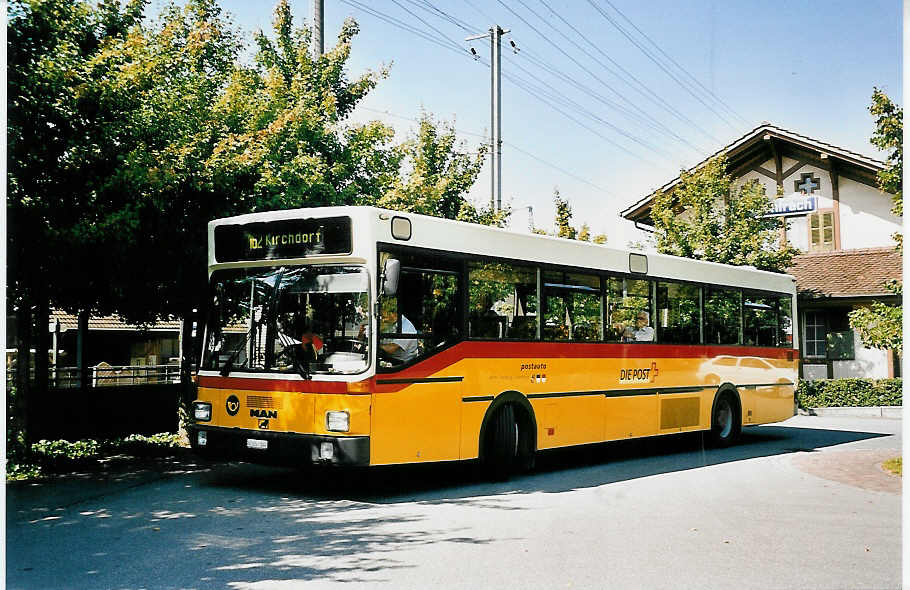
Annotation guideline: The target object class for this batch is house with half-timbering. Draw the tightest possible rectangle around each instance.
[621,123,901,380]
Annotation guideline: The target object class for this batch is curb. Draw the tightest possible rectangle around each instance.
[798,406,902,419]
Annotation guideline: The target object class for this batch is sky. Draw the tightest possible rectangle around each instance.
[187,0,901,246]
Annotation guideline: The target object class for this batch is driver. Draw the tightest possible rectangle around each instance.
[278,314,323,360]
[378,304,418,363]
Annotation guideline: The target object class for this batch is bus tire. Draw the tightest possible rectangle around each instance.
[484,403,518,480]
[710,391,741,447]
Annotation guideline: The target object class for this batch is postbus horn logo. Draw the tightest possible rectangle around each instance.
[226,395,240,416]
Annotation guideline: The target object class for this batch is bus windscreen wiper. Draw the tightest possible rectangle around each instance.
[219,328,254,377]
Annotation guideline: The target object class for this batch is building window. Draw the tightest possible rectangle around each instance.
[808,210,835,252]
[804,311,826,358]
[804,309,854,360]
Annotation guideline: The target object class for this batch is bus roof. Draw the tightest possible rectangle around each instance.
[209,206,797,295]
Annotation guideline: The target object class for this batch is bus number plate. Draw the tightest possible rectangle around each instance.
[246,439,268,450]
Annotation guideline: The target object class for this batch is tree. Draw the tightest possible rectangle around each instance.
[8,0,146,448]
[536,189,606,242]
[378,112,506,226]
[650,155,798,272]
[553,189,577,239]
[208,2,401,211]
[848,89,903,353]
[867,88,902,249]
[8,0,407,440]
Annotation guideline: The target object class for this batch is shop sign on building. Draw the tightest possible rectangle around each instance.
[766,194,817,217]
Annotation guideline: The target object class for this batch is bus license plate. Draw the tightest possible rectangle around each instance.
[246,439,268,450]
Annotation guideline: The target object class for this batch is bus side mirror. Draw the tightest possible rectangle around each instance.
[382,259,400,296]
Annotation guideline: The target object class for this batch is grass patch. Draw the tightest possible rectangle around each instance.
[6,433,186,482]
[882,457,902,476]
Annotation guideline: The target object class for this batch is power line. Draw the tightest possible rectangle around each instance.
[600,0,748,125]
[534,0,720,146]
[584,0,740,129]
[342,3,668,185]
[516,48,702,154]
[408,0,478,34]
[461,0,497,25]
[501,69,665,168]
[504,53,674,159]
[358,106,616,197]
[508,0,704,153]
[337,0,471,58]
[389,0,471,54]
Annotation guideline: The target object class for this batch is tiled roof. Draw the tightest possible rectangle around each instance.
[788,247,902,298]
[50,310,181,332]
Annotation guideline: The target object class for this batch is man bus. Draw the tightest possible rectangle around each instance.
[190,206,797,476]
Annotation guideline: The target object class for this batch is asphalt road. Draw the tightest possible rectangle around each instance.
[7,415,902,589]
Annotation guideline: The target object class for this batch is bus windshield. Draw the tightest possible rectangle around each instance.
[202,265,370,376]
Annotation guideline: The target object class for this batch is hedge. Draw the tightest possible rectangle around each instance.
[796,378,902,408]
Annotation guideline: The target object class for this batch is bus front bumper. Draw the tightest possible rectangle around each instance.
[189,425,370,467]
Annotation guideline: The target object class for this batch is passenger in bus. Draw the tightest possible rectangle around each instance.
[378,305,419,363]
[469,293,503,338]
[619,311,654,342]
[632,311,655,342]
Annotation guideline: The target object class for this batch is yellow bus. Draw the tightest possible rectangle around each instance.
[190,206,798,475]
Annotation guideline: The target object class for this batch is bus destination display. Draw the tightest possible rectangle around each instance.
[214,217,351,261]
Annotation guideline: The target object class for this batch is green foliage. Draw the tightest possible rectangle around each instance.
[882,457,901,476]
[651,155,798,272]
[6,432,186,481]
[869,88,902,233]
[848,90,902,353]
[8,0,146,311]
[379,111,496,223]
[796,378,902,408]
[209,2,400,211]
[537,189,606,243]
[553,189,577,239]
[848,282,903,354]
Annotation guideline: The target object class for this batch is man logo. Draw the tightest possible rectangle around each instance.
[226,395,240,416]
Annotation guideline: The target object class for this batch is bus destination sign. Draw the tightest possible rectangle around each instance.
[214,216,352,262]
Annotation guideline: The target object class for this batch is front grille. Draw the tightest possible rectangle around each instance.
[247,395,277,409]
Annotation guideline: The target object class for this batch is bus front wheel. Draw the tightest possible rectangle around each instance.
[710,392,741,447]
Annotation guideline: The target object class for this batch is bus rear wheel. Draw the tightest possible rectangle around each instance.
[483,403,520,480]
[710,392,741,447]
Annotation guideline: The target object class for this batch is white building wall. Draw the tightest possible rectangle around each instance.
[831,329,891,379]
[734,169,776,197]
[786,216,809,251]
[837,177,900,249]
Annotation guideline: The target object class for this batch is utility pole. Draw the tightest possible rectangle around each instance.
[467,26,510,212]
[491,25,503,213]
[311,0,324,59]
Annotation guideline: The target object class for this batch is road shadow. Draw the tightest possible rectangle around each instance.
[199,422,893,504]
[7,421,895,589]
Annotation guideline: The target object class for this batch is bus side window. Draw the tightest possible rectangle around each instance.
[705,287,741,345]
[468,261,537,340]
[379,252,462,366]
[656,281,700,344]
[542,271,601,341]
[778,295,793,348]
[607,277,653,342]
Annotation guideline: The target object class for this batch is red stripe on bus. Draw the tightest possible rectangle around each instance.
[386,341,794,375]
[197,376,350,393]
[199,342,797,394]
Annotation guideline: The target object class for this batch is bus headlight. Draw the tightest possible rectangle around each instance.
[194,402,212,421]
[326,411,350,432]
